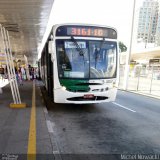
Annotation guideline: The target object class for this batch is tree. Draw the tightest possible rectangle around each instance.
[119,41,127,52]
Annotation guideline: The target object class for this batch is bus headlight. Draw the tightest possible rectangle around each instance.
[105,87,109,91]
[113,82,116,88]
[61,86,66,91]
[100,88,104,92]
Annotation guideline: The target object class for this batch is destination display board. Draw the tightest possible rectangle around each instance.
[56,25,117,39]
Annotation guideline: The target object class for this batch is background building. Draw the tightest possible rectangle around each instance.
[155,11,160,46]
[137,0,159,46]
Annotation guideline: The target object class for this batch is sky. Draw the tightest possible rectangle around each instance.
[38,0,144,58]
[52,0,144,46]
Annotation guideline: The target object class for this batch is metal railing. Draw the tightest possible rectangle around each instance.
[119,64,160,97]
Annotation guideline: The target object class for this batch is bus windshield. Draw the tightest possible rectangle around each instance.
[56,39,117,79]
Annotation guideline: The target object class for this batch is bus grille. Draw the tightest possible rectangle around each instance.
[67,96,108,101]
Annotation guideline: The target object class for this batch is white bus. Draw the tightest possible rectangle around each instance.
[40,24,119,104]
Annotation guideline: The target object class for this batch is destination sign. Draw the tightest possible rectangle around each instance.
[56,25,117,39]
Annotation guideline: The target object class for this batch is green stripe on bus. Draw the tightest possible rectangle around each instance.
[60,79,90,92]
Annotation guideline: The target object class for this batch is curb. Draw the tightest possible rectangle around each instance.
[118,89,160,100]
[37,83,62,160]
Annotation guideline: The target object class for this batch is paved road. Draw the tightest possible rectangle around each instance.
[44,90,160,160]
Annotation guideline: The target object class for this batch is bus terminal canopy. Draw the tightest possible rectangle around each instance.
[120,46,160,63]
[131,46,160,61]
[0,0,54,66]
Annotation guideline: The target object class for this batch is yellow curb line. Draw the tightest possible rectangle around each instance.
[27,81,36,160]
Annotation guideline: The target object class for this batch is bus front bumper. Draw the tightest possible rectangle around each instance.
[54,88,117,104]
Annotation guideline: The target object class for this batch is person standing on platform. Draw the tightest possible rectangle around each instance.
[21,67,26,81]
[18,68,23,86]
[31,67,34,80]
[18,71,23,85]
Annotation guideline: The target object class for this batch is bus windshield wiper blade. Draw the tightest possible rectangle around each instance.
[99,37,105,52]
[94,37,105,69]
[71,36,84,56]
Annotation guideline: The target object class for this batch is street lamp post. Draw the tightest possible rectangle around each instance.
[123,0,136,90]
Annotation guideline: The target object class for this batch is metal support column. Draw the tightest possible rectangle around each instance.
[0,24,26,108]
[24,55,30,80]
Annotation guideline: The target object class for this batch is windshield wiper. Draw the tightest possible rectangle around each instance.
[95,37,105,69]
[99,37,105,52]
[71,36,85,56]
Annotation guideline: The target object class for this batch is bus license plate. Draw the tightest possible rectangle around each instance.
[84,94,94,99]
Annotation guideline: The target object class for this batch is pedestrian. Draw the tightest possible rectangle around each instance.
[0,67,5,82]
[21,67,26,80]
[31,67,34,80]
[18,70,23,86]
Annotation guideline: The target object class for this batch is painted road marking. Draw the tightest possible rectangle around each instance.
[53,150,60,154]
[46,120,54,133]
[43,109,61,159]
[27,81,36,160]
[112,102,136,113]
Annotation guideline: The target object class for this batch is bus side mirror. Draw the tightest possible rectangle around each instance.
[48,40,55,61]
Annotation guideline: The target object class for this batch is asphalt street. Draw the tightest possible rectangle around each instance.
[43,90,160,160]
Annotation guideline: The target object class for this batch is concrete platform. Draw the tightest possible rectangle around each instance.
[0,80,54,159]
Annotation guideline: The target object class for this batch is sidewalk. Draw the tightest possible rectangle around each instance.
[0,80,53,158]
[119,76,160,100]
